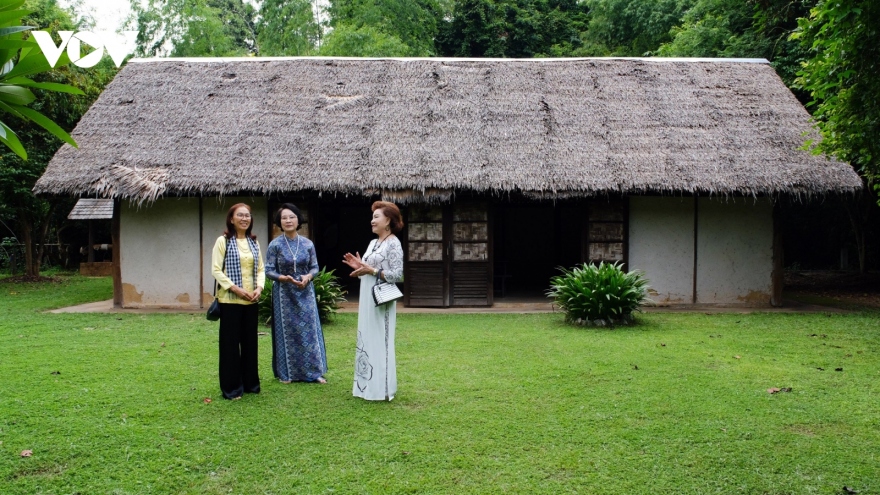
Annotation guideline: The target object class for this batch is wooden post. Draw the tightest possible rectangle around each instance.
[111,199,123,308]
[87,220,95,262]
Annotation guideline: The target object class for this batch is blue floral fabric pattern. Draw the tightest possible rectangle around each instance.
[265,235,327,382]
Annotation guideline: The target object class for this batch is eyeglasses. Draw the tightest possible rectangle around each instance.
[234,213,251,219]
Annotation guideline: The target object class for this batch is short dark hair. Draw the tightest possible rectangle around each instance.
[224,203,257,240]
[372,201,404,234]
[273,203,304,231]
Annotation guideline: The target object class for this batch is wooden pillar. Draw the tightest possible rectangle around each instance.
[87,220,95,262]
[770,201,784,307]
[111,199,123,308]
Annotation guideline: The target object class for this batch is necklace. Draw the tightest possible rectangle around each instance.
[283,234,301,275]
[371,234,393,255]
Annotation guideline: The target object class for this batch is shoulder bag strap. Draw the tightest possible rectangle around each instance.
[214,237,230,297]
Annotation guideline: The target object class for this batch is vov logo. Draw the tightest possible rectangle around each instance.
[31,31,138,68]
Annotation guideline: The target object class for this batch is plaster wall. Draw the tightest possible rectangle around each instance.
[200,197,269,306]
[120,198,200,308]
[628,196,774,305]
[696,198,773,304]
[119,196,269,308]
[628,197,695,304]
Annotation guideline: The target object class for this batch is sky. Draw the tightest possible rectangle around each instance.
[58,0,133,33]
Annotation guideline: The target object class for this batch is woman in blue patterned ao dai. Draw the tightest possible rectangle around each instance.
[265,203,327,384]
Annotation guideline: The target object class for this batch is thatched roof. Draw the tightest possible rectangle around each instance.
[67,198,113,219]
[35,57,862,203]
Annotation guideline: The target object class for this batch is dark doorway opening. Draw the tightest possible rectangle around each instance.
[314,200,376,297]
[492,203,584,299]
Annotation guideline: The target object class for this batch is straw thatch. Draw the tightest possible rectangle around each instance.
[34,57,862,203]
[67,198,113,220]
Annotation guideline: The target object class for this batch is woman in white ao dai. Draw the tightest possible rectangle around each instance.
[342,201,405,401]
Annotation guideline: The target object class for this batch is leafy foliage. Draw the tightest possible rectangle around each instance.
[581,0,695,56]
[436,0,589,57]
[318,24,414,56]
[257,0,322,56]
[258,277,273,326]
[0,0,115,277]
[0,0,84,159]
[258,267,347,327]
[321,0,443,56]
[655,0,815,95]
[129,0,258,57]
[793,0,880,185]
[656,0,764,57]
[312,267,347,323]
[547,261,650,325]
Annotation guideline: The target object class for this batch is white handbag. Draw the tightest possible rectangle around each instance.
[372,277,403,306]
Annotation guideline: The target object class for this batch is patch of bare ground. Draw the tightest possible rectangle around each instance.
[785,270,880,309]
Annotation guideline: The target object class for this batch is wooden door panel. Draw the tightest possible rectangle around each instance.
[404,204,447,307]
[407,262,445,307]
[452,262,490,306]
[405,202,493,307]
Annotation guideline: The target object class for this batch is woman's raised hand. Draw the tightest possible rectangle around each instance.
[342,252,363,270]
[343,252,374,278]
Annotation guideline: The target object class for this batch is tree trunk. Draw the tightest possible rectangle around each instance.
[35,203,54,273]
[844,178,877,273]
[18,202,56,277]
[20,218,35,277]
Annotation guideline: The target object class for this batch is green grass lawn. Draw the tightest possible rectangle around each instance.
[1,275,879,494]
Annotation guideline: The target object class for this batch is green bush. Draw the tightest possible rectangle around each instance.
[312,267,348,323]
[547,261,650,326]
[258,278,274,326]
[259,268,347,327]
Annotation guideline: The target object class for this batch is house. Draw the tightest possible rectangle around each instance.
[34,57,862,308]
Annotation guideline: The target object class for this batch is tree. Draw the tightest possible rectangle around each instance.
[794,0,880,181]
[321,0,443,56]
[656,0,765,57]
[580,0,695,56]
[0,0,116,277]
[435,0,589,57]
[793,0,880,270]
[0,0,82,159]
[257,0,322,56]
[319,24,413,56]
[129,0,257,57]
[655,0,814,94]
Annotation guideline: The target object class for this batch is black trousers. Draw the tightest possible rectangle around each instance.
[218,302,261,399]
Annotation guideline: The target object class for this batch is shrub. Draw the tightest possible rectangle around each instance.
[258,278,274,326]
[259,268,348,327]
[547,261,650,326]
[312,267,348,323]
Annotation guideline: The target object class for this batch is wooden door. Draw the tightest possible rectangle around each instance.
[451,203,492,306]
[405,205,448,307]
[404,202,493,307]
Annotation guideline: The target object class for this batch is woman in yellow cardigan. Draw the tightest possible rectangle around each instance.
[211,203,265,400]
